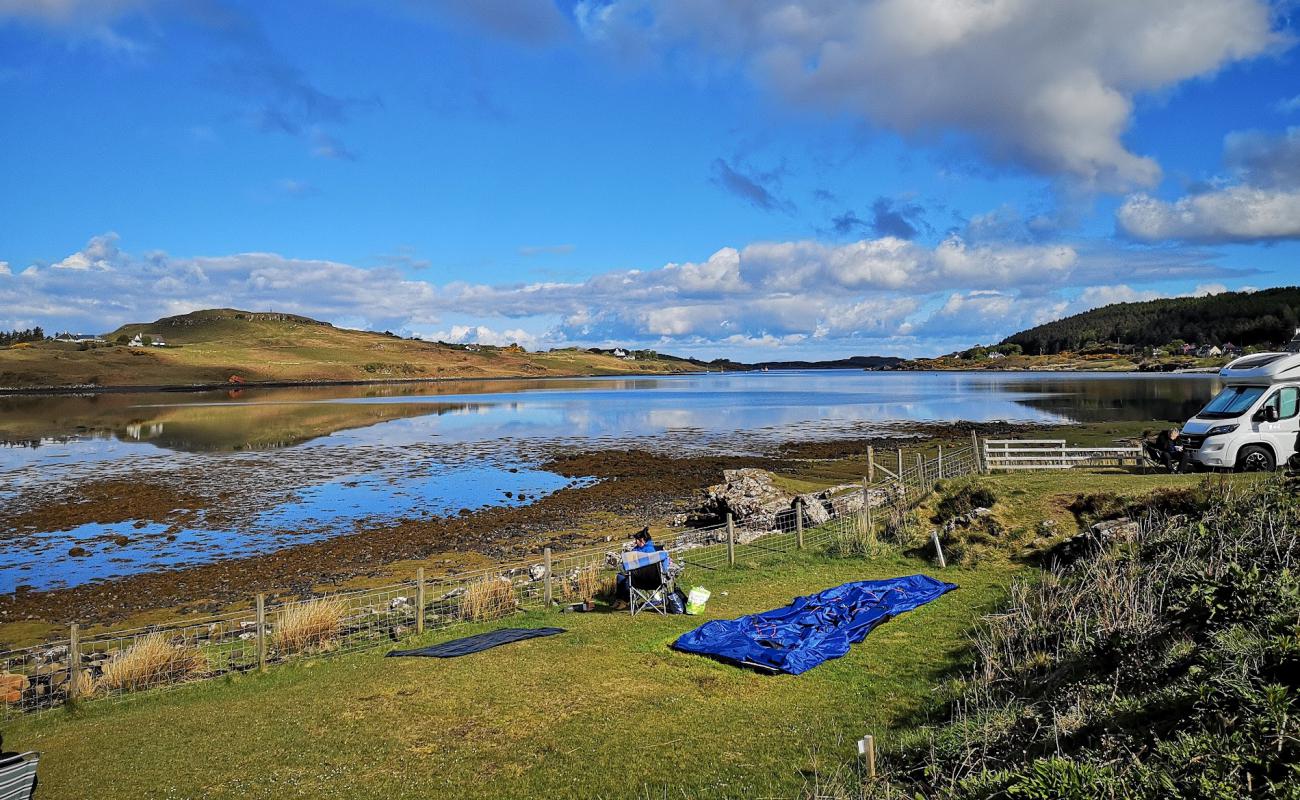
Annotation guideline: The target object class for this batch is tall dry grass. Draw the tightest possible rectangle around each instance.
[97,634,207,693]
[562,565,601,603]
[274,597,348,655]
[460,577,517,621]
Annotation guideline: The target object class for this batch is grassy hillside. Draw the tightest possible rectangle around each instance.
[0,309,700,390]
[1003,286,1300,355]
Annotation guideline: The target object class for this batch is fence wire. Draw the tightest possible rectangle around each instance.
[1,444,979,717]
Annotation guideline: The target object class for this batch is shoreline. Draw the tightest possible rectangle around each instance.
[0,369,710,398]
[0,365,1224,398]
[0,421,1046,638]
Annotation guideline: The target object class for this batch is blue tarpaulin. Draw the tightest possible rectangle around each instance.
[670,575,956,674]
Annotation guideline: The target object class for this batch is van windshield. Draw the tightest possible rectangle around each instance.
[1197,385,1266,419]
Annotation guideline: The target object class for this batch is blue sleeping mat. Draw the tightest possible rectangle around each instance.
[671,575,956,674]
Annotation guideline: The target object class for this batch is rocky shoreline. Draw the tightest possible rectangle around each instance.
[0,421,1037,637]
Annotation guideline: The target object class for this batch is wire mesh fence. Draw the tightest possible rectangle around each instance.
[0,443,981,718]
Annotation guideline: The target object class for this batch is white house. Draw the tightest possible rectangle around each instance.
[612,348,628,358]
[1196,345,1222,358]
[987,351,1006,360]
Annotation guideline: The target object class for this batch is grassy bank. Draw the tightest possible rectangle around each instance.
[872,473,1299,799]
[3,551,1014,800]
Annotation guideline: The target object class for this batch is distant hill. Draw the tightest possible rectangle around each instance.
[742,355,903,371]
[0,309,701,391]
[1003,287,1300,355]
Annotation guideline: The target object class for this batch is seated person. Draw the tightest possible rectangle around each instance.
[612,528,663,608]
[1147,428,1190,473]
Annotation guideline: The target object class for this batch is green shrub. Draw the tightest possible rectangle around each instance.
[879,476,1300,799]
[934,479,999,523]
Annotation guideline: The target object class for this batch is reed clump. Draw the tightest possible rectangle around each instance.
[97,634,207,693]
[274,597,348,655]
[562,565,601,603]
[460,577,518,621]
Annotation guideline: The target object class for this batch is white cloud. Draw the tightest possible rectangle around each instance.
[424,324,538,348]
[581,0,1283,189]
[1118,187,1300,243]
[1118,127,1300,243]
[0,261,10,276]
[1,231,1247,356]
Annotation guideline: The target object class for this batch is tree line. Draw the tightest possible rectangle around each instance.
[0,327,45,346]
[1002,287,1300,354]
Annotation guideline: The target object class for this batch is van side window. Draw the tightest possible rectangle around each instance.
[1279,387,1299,419]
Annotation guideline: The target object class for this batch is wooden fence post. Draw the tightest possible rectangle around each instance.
[931,530,947,568]
[726,513,736,566]
[68,622,81,701]
[256,593,267,673]
[861,477,871,535]
[543,548,553,609]
[858,734,877,779]
[971,430,982,473]
[937,445,944,478]
[867,445,875,482]
[896,448,903,477]
[416,567,426,634]
[795,499,805,549]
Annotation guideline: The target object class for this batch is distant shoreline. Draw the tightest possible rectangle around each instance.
[0,365,1224,398]
[0,370,711,398]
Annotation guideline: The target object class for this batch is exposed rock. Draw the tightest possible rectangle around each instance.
[528,564,547,582]
[690,469,794,531]
[0,672,28,704]
[388,596,411,610]
[794,493,831,525]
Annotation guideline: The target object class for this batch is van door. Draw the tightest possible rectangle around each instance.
[1257,386,1300,465]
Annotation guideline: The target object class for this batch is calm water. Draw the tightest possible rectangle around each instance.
[0,370,1218,591]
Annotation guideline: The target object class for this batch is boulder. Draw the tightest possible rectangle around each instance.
[697,469,795,531]
[0,673,27,704]
[793,493,831,525]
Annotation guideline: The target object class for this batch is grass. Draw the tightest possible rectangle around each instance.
[459,576,519,622]
[0,308,700,389]
[273,598,348,656]
[876,474,1300,799]
[1,550,1017,800]
[96,634,208,694]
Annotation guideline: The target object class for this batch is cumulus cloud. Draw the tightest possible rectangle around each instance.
[1119,127,1300,243]
[424,324,538,348]
[2,231,1246,354]
[1117,186,1300,243]
[580,0,1283,189]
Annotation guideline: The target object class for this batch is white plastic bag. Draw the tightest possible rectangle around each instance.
[685,586,711,615]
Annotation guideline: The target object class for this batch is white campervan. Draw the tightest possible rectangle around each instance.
[1181,331,1300,471]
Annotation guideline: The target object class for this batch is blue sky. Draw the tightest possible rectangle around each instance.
[2,0,1299,358]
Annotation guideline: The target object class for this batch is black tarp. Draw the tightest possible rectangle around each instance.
[386,626,566,658]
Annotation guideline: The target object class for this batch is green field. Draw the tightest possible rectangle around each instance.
[4,551,1008,800]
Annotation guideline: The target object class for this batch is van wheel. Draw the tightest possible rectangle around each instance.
[1236,445,1275,472]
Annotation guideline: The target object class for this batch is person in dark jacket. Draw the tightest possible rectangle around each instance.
[1148,428,1189,472]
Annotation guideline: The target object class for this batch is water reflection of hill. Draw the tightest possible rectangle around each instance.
[0,391,475,452]
[998,377,1221,423]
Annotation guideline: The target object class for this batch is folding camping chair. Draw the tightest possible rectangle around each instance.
[0,752,39,800]
[619,549,675,616]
